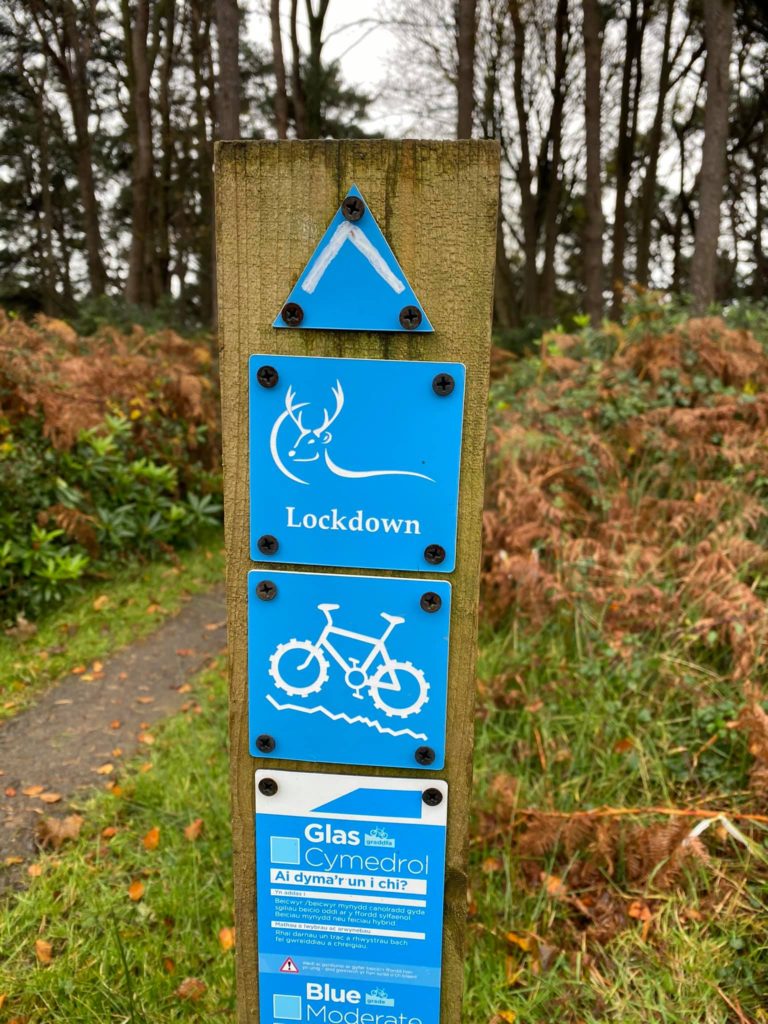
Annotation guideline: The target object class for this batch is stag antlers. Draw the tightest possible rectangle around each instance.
[285,381,344,437]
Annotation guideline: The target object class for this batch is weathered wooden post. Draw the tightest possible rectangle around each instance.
[215,140,499,1024]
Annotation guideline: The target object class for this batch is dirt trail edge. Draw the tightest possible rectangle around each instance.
[0,586,226,885]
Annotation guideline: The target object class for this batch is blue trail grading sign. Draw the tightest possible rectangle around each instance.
[249,354,465,573]
[255,771,448,1024]
[248,570,451,770]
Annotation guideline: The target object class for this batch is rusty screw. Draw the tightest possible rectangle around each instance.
[256,734,276,753]
[399,305,422,330]
[281,302,304,326]
[420,592,442,613]
[432,372,455,396]
[258,777,278,796]
[257,535,279,556]
[415,746,436,766]
[256,580,278,602]
[424,544,446,566]
[257,365,279,388]
[422,788,443,806]
[342,195,365,222]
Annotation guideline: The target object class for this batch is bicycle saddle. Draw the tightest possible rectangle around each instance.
[380,613,405,626]
[317,603,340,612]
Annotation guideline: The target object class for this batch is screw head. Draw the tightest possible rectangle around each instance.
[342,195,365,222]
[399,305,423,330]
[258,777,278,796]
[257,364,279,389]
[420,591,442,613]
[281,302,304,326]
[256,580,278,602]
[256,734,276,753]
[257,534,279,556]
[422,787,443,806]
[432,372,455,396]
[424,544,446,566]
[415,746,436,766]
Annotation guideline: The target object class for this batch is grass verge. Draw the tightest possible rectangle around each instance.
[0,530,225,720]
[0,656,234,1022]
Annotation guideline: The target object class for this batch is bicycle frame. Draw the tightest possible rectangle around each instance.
[312,616,398,678]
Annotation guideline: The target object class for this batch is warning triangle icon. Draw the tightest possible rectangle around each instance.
[274,186,433,333]
[279,957,300,974]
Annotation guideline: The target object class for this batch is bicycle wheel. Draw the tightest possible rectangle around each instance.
[269,640,329,697]
[368,661,430,718]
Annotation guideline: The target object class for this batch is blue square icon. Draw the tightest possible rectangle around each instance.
[273,994,302,1020]
[270,836,300,865]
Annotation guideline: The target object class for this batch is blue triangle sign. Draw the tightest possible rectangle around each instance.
[274,186,433,333]
[311,788,425,819]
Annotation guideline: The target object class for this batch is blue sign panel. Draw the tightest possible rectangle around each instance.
[274,186,433,333]
[249,355,465,572]
[255,771,448,1024]
[248,570,451,770]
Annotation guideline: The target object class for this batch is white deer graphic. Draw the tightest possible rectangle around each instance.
[269,380,434,486]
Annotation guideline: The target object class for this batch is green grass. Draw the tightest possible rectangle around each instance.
[0,530,225,719]
[2,612,767,1021]
[0,656,235,1022]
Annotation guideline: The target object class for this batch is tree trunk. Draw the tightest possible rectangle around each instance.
[540,0,569,317]
[509,0,538,315]
[636,0,675,287]
[304,0,330,138]
[609,0,642,317]
[581,0,604,325]
[125,0,154,306]
[690,0,735,312]
[189,0,215,322]
[456,0,477,139]
[290,0,307,137]
[270,0,289,138]
[215,0,241,139]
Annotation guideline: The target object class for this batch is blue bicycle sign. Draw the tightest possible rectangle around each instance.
[248,570,451,770]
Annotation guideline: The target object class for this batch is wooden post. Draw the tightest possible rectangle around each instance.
[215,140,499,1023]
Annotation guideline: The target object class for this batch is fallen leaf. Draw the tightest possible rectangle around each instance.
[143,826,160,851]
[128,879,144,901]
[5,787,17,797]
[184,818,204,841]
[109,720,121,730]
[176,648,195,657]
[178,683,193,694]
[35,939,53,964]
[218,926,236,951]
[146,604,164,615]
[54,699,73,706]
[71,665,86,675]
[93,594,110,611]
[137,732,155,745]
[176,977,206,1001]
[542,873,568,900]
[27,863,43,877]
[92,661,104,673]
[36,814,84,850]
[613,737,634,754]
[118,672,128,681]
[111,748,123,758]
[22,785,45,796]
[111,785,124,797]
[482,856,503,873]
[505,932,531,952]
[204,621,225,631]
[95,764,114,775]
[0,994,6,1009]
[39,792,61,804]
[139,762,153,773]
[136,696,155,704]
[163,957,175,973]
[101,826,118,839]
[4,856,23,866]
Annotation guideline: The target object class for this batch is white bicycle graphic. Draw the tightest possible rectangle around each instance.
[268,604,429,719]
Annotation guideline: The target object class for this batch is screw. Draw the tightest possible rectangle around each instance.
[258,777,278,796]
[420,591,442,613]
[399,305,422,330]
[256,734,276,753]
[432,372,455,396]
[422,788,443,806]
[256,580,278,602]
[257,535,279,556]
[424,544,446,566]
[342,195,365,222]
[415,746,436,766]
[281,302,304,326]
[257,365,279,388]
